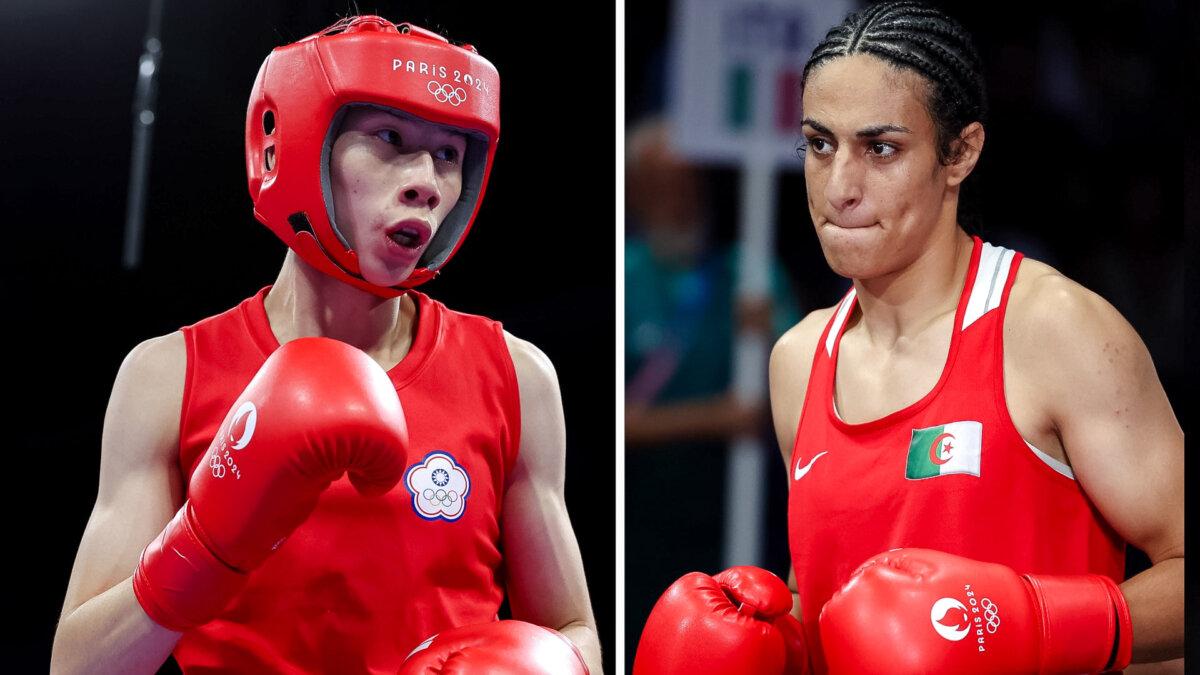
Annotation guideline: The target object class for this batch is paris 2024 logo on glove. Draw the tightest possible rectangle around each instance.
[405,450,471,521]
[930,586,1001,652]
[209,400,258,481]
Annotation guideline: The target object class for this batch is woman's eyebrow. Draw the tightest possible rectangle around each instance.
[856,124,910,138]
[801,118,833,135]
[801,118,911,138]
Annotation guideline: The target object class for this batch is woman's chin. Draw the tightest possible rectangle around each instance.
[816,224,905,281]
[360,261,418,289]
[818,238,876,280]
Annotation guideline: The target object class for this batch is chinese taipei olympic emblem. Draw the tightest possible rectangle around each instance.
[405,450,471,521]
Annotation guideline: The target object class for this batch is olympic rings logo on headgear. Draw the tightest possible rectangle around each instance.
[427,80,467,106]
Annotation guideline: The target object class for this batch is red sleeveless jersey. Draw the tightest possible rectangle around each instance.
[172,286,520,673]
[786,237,1125,673]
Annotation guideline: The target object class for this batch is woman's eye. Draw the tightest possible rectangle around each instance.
[376,129,402,146]
[868,142,897,158]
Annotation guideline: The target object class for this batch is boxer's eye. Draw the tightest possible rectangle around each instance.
[806,137,833,156]
[376,128,403,147]
[868,142,898,158]
[434,146,460,164]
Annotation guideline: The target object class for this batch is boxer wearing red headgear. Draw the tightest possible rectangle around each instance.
[51,16,600,674]
[244,15,499,294]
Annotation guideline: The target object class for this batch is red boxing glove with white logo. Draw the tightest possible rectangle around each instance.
[819,548,1132,674]
[133,337,409,631]
[398,621,589,674]
[633,566,811,675]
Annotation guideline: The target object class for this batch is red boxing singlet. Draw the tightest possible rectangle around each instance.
[786,237,1125,673]
[172,286,520,674]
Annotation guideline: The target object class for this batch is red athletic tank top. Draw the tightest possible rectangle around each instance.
[172,286,520,674]
[786,237,1125,673]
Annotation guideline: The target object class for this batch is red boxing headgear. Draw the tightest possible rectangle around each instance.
[246,16,500,295]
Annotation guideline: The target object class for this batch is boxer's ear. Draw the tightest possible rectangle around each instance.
[945,122,985,188]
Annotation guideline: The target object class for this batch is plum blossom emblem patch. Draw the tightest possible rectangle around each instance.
[405,451,471,521]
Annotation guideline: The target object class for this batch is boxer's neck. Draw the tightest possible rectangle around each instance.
[848,226,973,348]
[262,250,417,370]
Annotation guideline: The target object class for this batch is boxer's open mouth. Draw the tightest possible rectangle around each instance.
[386,220,431,249]
[390,228,421,248]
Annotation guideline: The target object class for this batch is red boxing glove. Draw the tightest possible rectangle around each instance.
[633,566,811,675]
[398,620,589,674]
[133,337,409,631]
[819,548,1133,674]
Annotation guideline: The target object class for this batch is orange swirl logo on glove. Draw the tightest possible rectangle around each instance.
[228,401,258,450]
[930,598,971,641]
[931,587,1002,653]
[209,401,257,480]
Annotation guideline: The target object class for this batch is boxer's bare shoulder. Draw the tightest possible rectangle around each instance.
[1001,256,1156,466]
[58,331,186,621]
[1004,255,1136,354]
[499,330,602,671]
[769,305,839,469]
[503,332,556,393]
[500,331,563,469]
[104,332,187,467]
[1002,255,1182,568]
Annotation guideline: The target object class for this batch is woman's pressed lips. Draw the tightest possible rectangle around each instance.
[825,218,878,229]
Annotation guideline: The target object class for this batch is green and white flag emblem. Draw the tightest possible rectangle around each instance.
[906,421,982,479]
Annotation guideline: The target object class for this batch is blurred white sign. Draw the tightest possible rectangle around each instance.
[670,0,855,166]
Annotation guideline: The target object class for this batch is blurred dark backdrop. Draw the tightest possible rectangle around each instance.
[1,1,614,672]
[626,0,1192,670]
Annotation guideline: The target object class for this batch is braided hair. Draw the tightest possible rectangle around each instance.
[803,1,986,167]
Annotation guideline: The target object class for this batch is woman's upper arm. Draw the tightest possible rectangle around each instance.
[59,331,187,620]
[769,308,834,470]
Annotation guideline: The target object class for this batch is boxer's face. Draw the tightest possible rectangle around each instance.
[801,53,959,280]
[329,107,466,286]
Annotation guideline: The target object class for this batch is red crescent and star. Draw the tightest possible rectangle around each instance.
[929,432,955,465]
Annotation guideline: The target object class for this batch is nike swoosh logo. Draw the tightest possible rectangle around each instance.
[794,451,828,481]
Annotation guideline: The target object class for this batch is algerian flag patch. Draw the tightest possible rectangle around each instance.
[905,421,982,479]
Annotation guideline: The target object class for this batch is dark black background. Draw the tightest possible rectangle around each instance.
[625,0,1194,670]
[2,1,614,672]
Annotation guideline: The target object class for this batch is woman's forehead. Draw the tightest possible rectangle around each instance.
[802,54,932,132]
[343,106,466,143]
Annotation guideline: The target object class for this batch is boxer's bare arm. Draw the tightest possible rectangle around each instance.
[51,332,187,674]
[768,306,835,621]
[769,307,836,469]
[500,333,603,674]
[1005,262,1184,665]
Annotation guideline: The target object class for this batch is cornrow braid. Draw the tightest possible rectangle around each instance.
[802,1,987,167]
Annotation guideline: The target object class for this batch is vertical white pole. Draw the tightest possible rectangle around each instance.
[722,138,777,568]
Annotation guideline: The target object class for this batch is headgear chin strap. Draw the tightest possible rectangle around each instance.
[246,16,500,296]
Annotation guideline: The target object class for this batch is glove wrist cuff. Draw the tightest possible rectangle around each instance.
[775,613,813,675]
[1023,572,1132,674]
[133,503,248,632]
